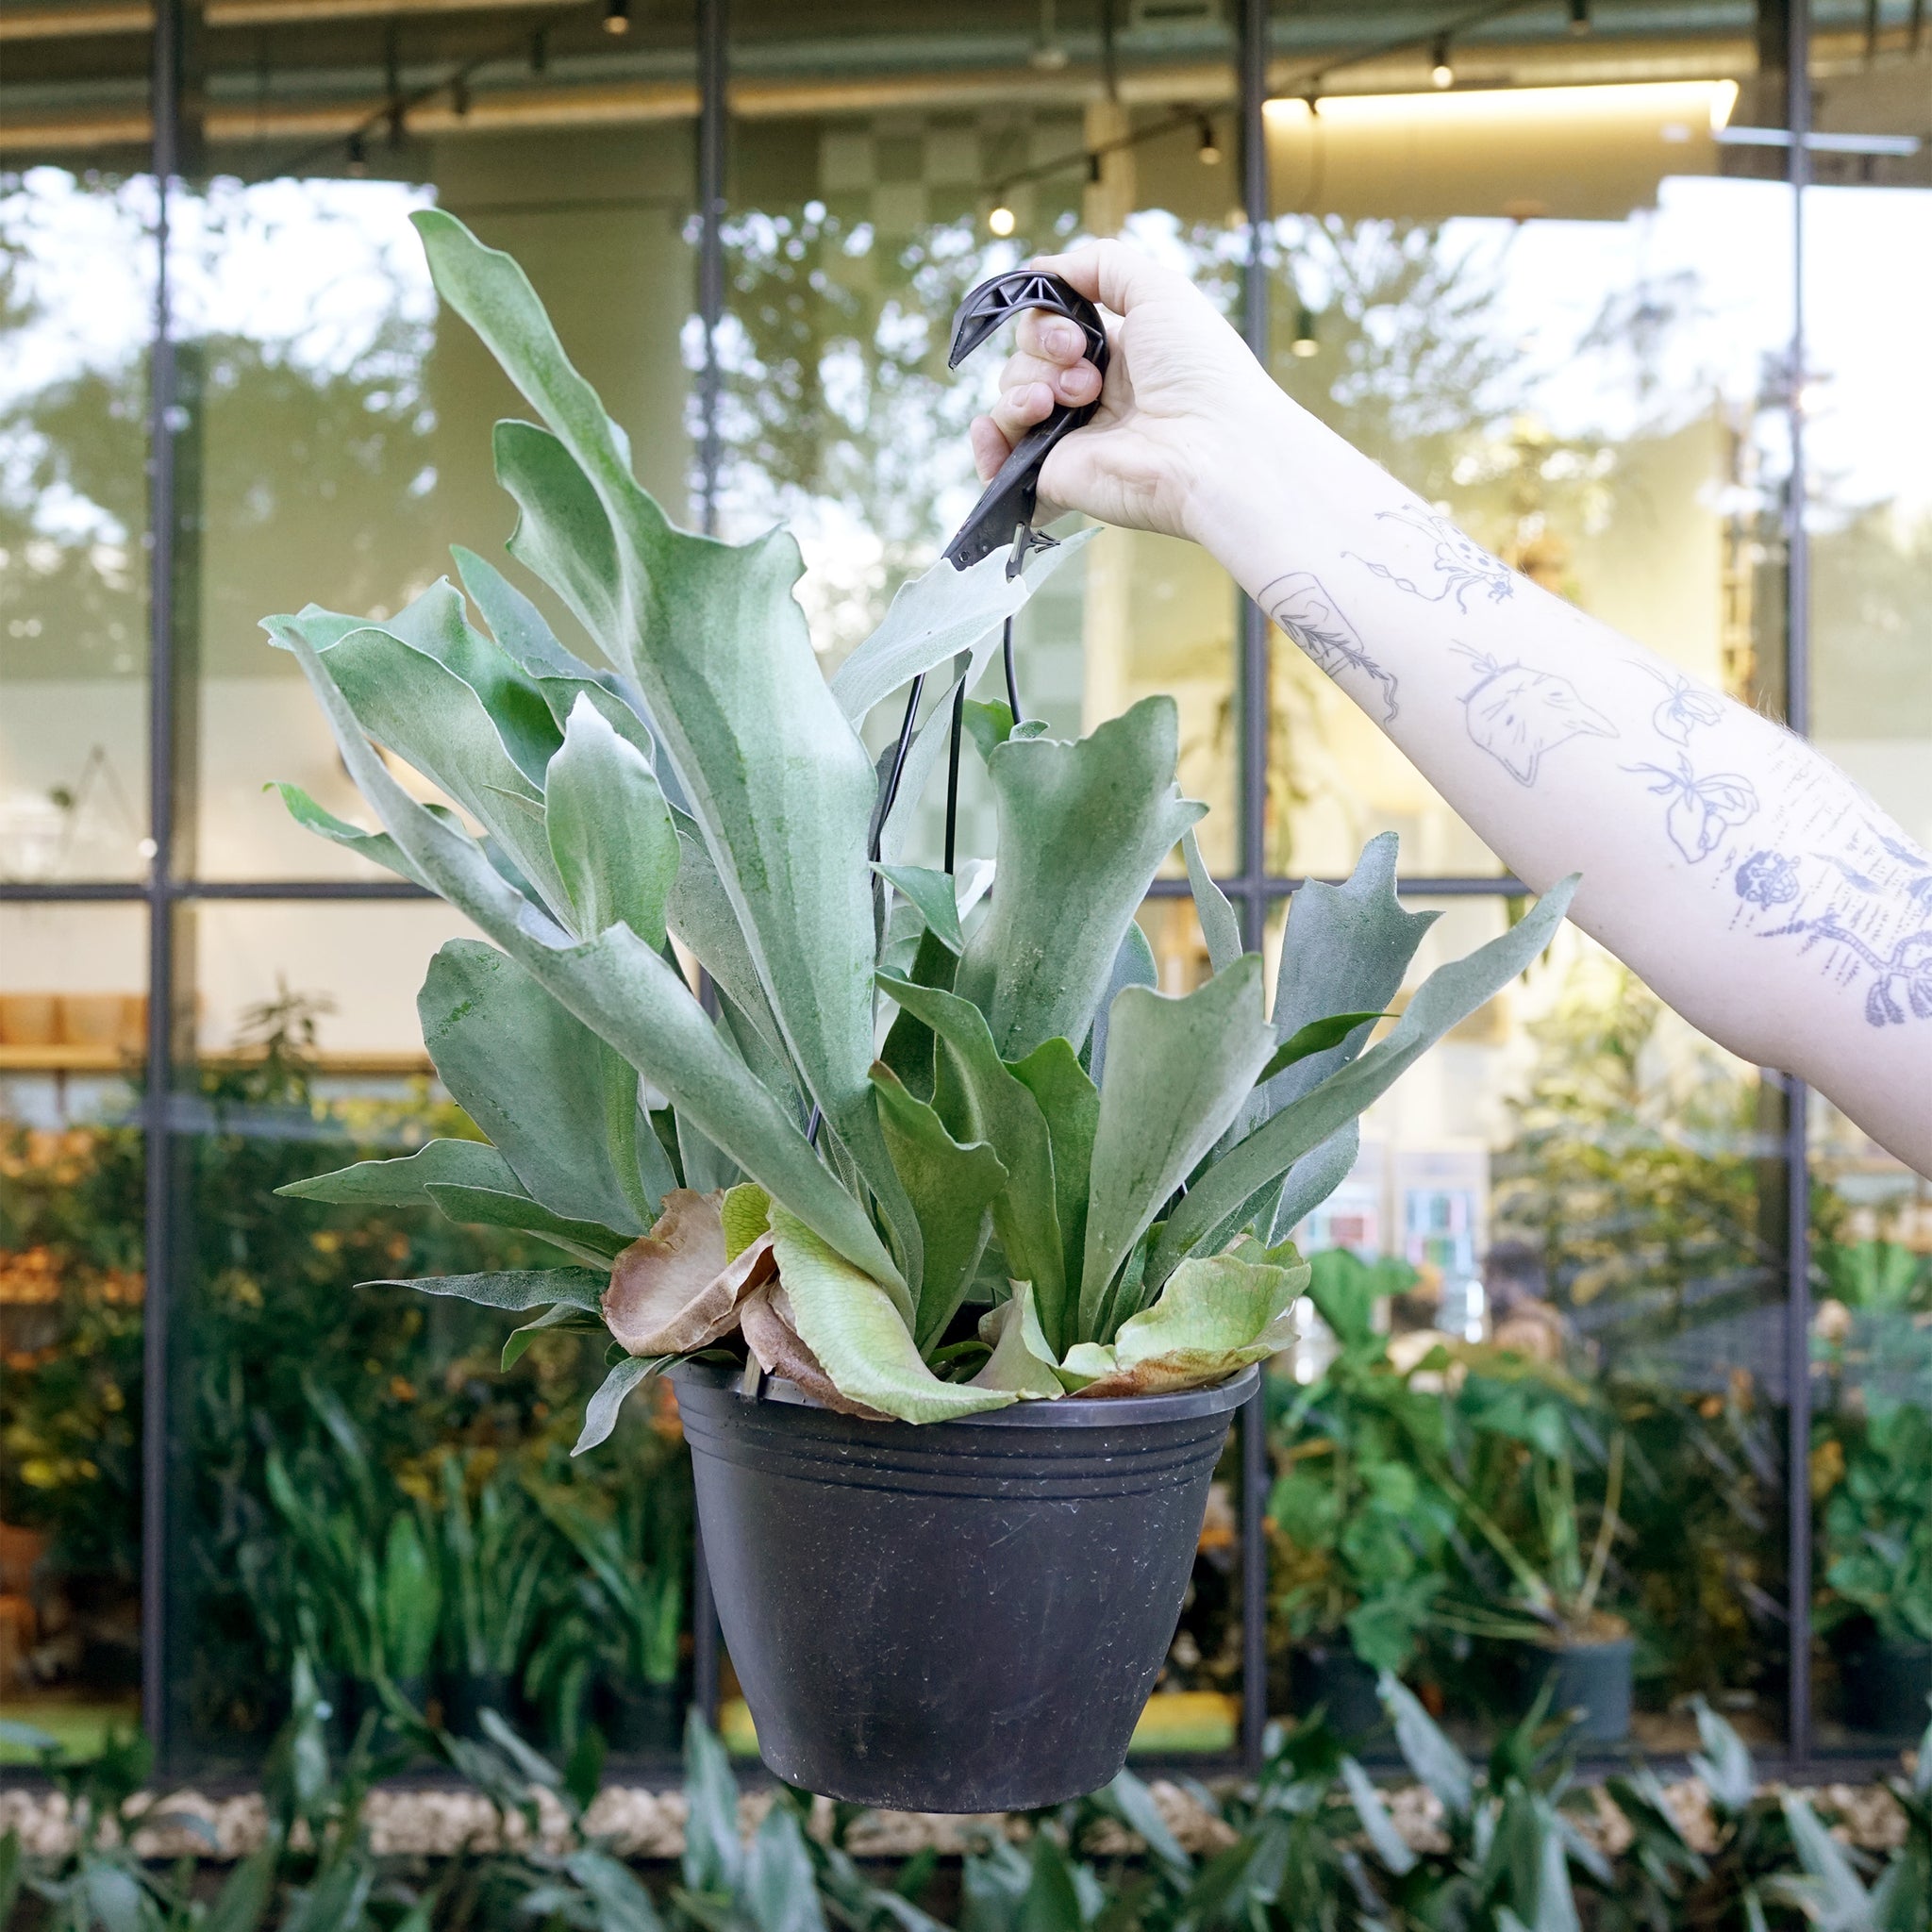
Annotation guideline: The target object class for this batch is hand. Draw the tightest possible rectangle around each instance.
[967,240,1285,547]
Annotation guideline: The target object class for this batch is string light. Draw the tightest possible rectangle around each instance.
[450,73,471,115]
[1430,35,1455,87]
[603,0,628,35]
[1196,114,1222,164]
[345,131,368,175]
[1569,0,1591,31]
[988,204,1016,237]
[1290,301,1320,357]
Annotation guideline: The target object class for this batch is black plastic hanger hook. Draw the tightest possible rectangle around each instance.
[941,268,1109,571]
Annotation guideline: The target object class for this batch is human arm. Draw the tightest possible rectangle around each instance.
[971,241,1932,1175]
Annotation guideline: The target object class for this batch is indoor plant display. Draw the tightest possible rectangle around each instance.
[1436,1359,1635,1745]
[267,210,1575,1807]
[1269,1248,1454,1737]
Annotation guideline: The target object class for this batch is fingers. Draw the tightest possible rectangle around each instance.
[1028,239,1196,319]
[1000,348,1102,407]
[1013,308,1091,366]
[985,377,1056,450]
[968,413,1010,484]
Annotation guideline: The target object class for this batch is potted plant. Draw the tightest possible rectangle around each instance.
[530,1474,689,1751]
[1817,1397,1932,1737]
[439,1457,547,1737]
[1435,1358,1635,1745]
[267,210,1575,1808]
[1269,1249,1452,1738]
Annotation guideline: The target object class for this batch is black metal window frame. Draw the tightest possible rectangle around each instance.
[0,0,1829,1782]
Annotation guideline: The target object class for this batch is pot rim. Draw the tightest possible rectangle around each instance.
[670,1357,1259,1428]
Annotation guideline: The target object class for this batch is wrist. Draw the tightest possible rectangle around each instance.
[1182,387,1391,598]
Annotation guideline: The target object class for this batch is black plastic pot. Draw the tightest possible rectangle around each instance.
[602,1678,683,1753]
[1288,1643,1383,1740]
[674,1359,1257,1811]
[445,1669,514,1739]
[1519,1637,1633,1746]
[1840,1639,1932,1739]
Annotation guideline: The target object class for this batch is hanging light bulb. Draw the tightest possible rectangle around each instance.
[1430,36,1455,88]
[1569,0,1591,31]
[1030,0,1067,69]
[1196,115,1222,165]
[988,203,1016,238]
[450,72,471,115]
[1290,301,1320,358]
[345,131,368,175]
[603,0,629,35]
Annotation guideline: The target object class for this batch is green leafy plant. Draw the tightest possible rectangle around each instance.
[267,210,1575,1432]
[440,1454,548,1690]
[1818,1398,1932,1649]
[1269,1249,1456,1678]
[1434,1355,1633,1659]
[530,1470,690,1690]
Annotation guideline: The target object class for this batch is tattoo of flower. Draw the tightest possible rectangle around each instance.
[1259,572,1400,722]
[1624,752,1758,863]
[1638,664,1724,746]
[1348,507,1515,612]
[1759,912,1932,1027]
[1735,850,1800,908]
[1453,646,1618,786]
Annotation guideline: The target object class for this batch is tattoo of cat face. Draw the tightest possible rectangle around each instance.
[1347,507,1516,612]
[1624,753,1758,863]
[1638,664,1724,746]
[1453,646,1618,785]
[1258,572,1400,722]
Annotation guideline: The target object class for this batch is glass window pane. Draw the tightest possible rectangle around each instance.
[1801,23,1932,1757]
[1264,75,1795,876]
[170,903,692,1770]
[723,16,1243,876]
[1,903,146,1761]
[1262,893,1788,1756]
[188,1,698,881]
[2,139,155,883]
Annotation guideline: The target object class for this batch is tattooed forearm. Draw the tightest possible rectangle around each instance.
[1345,506,1517,611]
[1700,738,1932,1031]
[1257,571,1400,722]
[1453,643,1617,786]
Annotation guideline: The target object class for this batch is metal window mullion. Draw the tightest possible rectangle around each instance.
[141,0,183,1767]
[1783,0,1814,1776]
[689,0,727,1732]
[1235,0,1271,1780]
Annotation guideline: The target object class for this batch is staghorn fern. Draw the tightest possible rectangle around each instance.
[269,211,1576,1436]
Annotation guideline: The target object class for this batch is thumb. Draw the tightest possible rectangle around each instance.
[1028,239,1197,318]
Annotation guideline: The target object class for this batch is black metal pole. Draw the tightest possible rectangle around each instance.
[690,0,727,1731]
[1237,0,1272,1780]
[695,0,726,539]
[142,0,183,1766]
[1782,0,1814,1776]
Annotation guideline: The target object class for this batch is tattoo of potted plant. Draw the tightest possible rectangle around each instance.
[265,210,1576,1809]
[1268,1249,1454,1738]
[1429,1360,1635,1745]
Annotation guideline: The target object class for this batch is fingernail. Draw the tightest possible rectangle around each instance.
[1060,364,1097,399]
[1047,321,1080,357]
